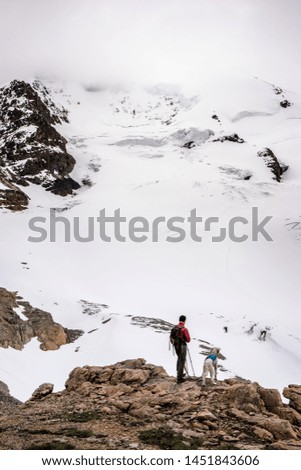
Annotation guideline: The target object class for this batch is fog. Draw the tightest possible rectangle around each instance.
[0,0,301,91]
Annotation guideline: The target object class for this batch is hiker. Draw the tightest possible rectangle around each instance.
[259,330,267,341]
[170,315,191,384]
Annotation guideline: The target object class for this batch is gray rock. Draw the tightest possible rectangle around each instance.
[257,147,288,182]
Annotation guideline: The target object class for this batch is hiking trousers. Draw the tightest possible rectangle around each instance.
[175,342,187,382]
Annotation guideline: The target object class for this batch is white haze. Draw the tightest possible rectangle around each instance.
[0,0,301,92]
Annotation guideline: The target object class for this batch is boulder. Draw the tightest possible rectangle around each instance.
[0,381,10,397]
[253,416,297,440]
[252,426,273,442]
[110,368,150,386]
[195,409,218,421]
[283,385,301,413]
[38,323,68,350]
[227,383,266,413]
[30,383,54,400]
[258,386,283,413]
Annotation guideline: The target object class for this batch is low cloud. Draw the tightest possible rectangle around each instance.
[0,0,300,91]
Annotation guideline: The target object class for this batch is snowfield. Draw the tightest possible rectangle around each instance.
[0,71,301,401]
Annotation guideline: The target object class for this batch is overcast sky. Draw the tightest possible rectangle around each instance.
[0,0,300,91]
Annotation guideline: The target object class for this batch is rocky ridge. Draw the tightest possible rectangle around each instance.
[257,147,289,182]
[0,80,80,210]
[0,359,300,450]
[0,287,82,351]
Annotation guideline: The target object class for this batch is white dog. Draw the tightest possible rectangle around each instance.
[201,347,220,386]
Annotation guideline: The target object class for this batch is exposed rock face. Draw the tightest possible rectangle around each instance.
[211,114,220,122]
[0,381,21,409]
[0,172,29,211]
[0,359,300,450]
[280,99,292,108]
[214,133,245,144]
[0,80,80,210]
[283,385,301,413]
[0,381,10,396]
[273,86,283,95]
[258,147,289,182]
[183,141,195,149]
[30,383,54,401]
[0,287,83,351]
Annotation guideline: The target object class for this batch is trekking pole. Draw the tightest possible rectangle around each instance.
[187,347,196,377]
[184,362,190,378]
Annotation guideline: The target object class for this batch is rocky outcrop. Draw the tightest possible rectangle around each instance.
[283,385,301,414]
[0,287,83,351]
[280,99,292,108]
[211,114,221,123]
[0,359,300,450]
[30,383,54,401]
[0,80,80,210]
[0,381,21,409]
[183,141,195,149]
[257,147,289,182]
[272,85,293,108]
[214,133,245,144]
[0,170,29,211]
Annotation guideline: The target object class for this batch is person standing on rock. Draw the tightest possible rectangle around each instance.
[170,315,191,384]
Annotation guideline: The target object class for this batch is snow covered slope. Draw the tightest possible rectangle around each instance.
[0,71,301,401]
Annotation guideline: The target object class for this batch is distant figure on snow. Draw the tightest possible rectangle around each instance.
[223,326,228,333]
[259,330,267,341]
[170,315,191,384]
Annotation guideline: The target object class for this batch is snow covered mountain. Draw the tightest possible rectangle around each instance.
[0,71,301,402]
